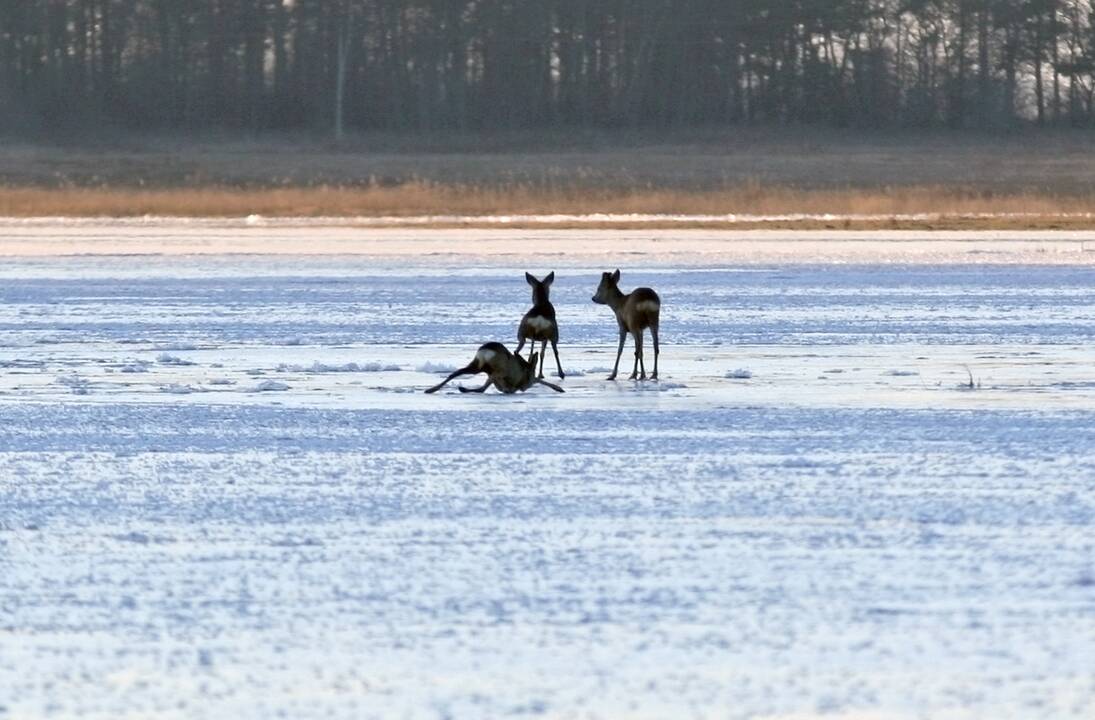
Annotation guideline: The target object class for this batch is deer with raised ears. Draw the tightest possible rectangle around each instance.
[424,342,565,394]
[592,269,661,380]
[514,271,564,379]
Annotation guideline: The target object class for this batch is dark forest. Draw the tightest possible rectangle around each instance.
[2,1,1095,136]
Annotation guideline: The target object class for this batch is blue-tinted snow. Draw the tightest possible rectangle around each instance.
[1,243,1094,719]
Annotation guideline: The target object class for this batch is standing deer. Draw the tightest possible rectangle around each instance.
[424,343,565,394]
[514,271,564,379]
[591,269,661,380]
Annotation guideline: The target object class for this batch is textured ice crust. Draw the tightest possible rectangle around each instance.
[2,246,1094,719]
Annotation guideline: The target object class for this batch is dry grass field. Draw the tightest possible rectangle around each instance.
[2,129,1094,228]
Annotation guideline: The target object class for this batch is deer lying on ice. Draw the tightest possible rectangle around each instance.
[514,271,564,379]
[592,269,661,380]
[424,343,565,394]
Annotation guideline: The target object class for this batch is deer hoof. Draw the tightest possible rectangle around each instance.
[606,374,617,381]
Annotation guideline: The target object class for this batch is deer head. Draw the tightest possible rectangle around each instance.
[482,349,541,393]
[591,269,621,304]
[525,271,555,306]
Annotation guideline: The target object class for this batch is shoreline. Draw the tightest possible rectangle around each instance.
[4,209,1095,233]
[3,221,1094,265]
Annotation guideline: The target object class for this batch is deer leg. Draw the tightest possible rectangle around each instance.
[550,338,564,379]
[630,329,644,380]
[515,335,526,357]
[608,328,626,380]
[650,324,660,380]
[538,341,547,378]
[459,378,493,393]
[424,362,480,394]
[535,378,565,393]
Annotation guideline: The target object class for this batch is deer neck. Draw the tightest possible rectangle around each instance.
[605,286,627,315]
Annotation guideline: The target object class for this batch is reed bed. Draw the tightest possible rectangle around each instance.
[2,183,1094,228]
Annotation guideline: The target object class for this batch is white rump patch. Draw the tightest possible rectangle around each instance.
[635,300,661,312]
[475,348,498,364]
[525,316,554,332]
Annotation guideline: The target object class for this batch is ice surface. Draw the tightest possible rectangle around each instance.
[1,227,1094,719]
[3,220,1095,265]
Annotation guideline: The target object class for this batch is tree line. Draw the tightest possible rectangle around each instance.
[2,0,1095,136]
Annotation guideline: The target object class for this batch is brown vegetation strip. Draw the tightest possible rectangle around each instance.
[2,185,1095,230]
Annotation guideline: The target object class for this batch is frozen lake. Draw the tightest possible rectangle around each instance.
[2,225,1094,719]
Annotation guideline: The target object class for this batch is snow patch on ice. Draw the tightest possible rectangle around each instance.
[269,536,323,548]
[159,383,199,394]
[635,381,687,391]
[0,359,44,369]
[251,380,291,392]
[112,531,151,545]
[153,343,199,351]
[416,361,459,374]
[277,361,401,373]
[55,374,90,394]
[157,353,196,366]
[111,531,174,545]
[781,457,824,468]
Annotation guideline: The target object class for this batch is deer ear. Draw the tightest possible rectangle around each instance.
[525,272,536,286]
[544,271,554,286]
[611,269,621,283]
